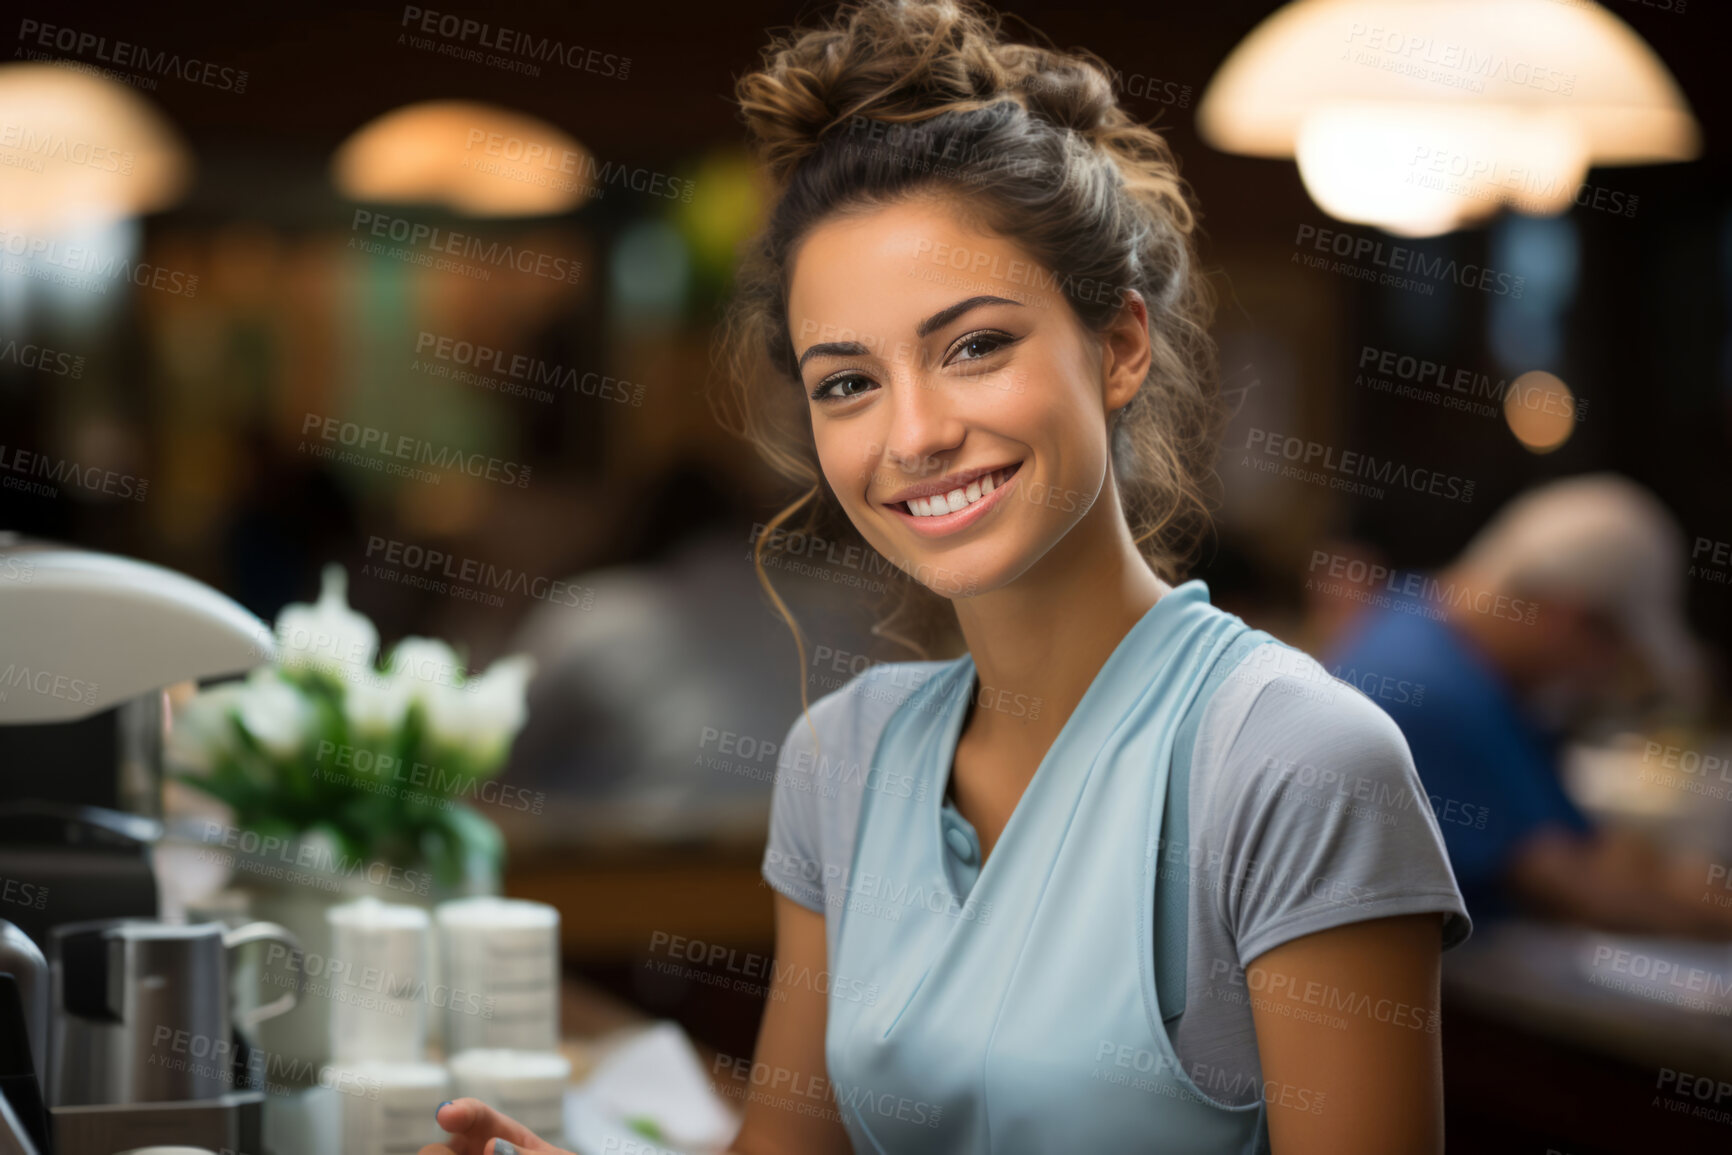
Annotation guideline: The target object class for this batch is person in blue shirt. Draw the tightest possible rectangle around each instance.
[1323,473,1729,936]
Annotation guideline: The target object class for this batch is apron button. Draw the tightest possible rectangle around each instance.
[944,825,978,864]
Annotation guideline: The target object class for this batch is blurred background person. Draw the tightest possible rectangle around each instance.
[1322,473,1727,936]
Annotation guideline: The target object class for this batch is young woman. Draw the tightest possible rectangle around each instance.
[424,2,1472,1153]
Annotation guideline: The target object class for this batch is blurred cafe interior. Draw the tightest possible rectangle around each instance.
[1,1,1730,1153]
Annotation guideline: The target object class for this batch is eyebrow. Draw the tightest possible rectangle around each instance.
[795,295,1025,372]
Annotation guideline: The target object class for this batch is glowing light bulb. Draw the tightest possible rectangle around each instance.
[1199,0,1699,233]
[333,100,591,218]
[1505,370,1576,453]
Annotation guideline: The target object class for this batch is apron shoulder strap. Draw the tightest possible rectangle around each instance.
[1156,628,1279,1023]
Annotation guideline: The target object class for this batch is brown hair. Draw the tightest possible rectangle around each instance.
[708,0,1226,733]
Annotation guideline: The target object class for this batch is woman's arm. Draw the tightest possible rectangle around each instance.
[1248,913,1446,1155]
[727,892,855,1154]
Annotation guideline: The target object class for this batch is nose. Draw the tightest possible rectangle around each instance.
[880,374,963,483]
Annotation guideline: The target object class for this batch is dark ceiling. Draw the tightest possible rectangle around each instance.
[23,1,1726,246]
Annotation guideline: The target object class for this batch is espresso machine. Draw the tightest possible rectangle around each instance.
[0,534,294,1155]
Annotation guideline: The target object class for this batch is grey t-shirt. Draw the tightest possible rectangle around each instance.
[761,639,1473,1108]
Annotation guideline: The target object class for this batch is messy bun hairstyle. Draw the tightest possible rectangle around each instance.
[710,0,1225,707]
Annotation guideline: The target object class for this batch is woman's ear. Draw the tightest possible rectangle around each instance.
[1101,289,1152,414]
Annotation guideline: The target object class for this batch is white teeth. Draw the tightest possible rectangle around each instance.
[902,465,1018,516]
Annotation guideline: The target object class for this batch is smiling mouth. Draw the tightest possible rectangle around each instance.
[895,462,1023,517]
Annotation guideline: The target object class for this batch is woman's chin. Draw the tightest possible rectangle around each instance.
[902,549,1026,602]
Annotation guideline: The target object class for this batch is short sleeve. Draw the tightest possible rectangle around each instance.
[1208,672,1474,964]
[761,708,827,912]
[758,660,952,933]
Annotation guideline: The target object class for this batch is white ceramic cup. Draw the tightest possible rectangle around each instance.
[331,1060,452,1155]
[326,897,432,1062]
[435,898,560,1054]
[447,1048,572,1143]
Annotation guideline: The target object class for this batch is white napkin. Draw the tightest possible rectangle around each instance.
[563,1022,740,1153]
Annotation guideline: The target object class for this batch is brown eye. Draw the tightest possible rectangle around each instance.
[810,373,877,402]
[949,331,1014,367]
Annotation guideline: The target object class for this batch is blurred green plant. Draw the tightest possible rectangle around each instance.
[169,564,535,889]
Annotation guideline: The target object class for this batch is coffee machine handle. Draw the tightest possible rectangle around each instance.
[222,921,304,1031]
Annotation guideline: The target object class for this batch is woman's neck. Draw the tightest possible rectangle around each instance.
[949,485,1171,745]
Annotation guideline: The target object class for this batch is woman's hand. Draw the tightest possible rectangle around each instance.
[418,1098,572,1155]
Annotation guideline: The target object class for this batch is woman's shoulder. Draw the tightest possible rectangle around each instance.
[762,657,953,907]
[1193,636,1425,811]
[777,656,959,785]
[1189,637,1473,957]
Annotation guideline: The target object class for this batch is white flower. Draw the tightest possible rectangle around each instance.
[384,635,467,745]
[344,669,414,737]
[236,667,317,760]
[167,681,249,774]
[274,565,379,679]
[389,637,466,695]
[455,654,536,766]
[384,638,534,768]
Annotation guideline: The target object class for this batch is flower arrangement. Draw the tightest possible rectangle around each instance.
[168,564,536,890]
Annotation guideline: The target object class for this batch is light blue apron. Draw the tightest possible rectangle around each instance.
[825,580,1271,1153]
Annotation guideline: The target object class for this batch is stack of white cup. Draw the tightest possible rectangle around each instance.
[436,897,567,1145]
[435,896,561,1053]
[447,1049,572,1142]
[328,897,431,1062]
[338,1061,453,1155]
[320,898,451,1155]
[309,896,568,1152]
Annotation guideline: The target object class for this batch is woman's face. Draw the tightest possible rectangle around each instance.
[785,196,1149,599]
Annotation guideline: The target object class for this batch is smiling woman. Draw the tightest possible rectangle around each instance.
[695,0,1468,1151]
[418,2,1471,1155]
[713,6,1223,665]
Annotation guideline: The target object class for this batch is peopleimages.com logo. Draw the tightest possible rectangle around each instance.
[0,442,149,502]
[0,227,199,296]
[349,211,581,284]
[14,18,250,92]
[362,534,595,611]
[1293,223,1524,297]
[1355,344,1587,423]
[0,664,99,707]
[0,338,84,379]
[299,414,531,488]
[397,6,630,79]
[1241,428,1475,504]
[1342,21,1575,96]
[413,332,643,406]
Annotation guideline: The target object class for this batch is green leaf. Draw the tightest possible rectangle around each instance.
[625,1116,666,1141]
